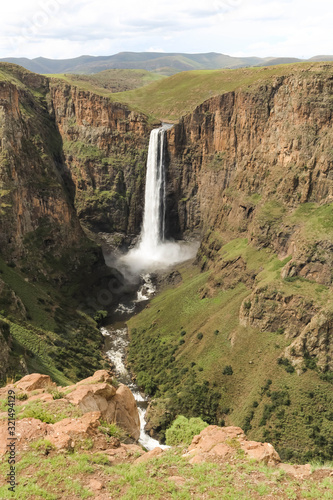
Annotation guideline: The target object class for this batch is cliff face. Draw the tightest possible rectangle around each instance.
[0,71,101,282]
[50,83,151,236]
[163,67,333,378]
[166,69,333,237]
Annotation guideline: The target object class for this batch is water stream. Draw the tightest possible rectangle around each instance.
[101,279,168,451]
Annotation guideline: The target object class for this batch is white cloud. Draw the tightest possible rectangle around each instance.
[0,0,332,60]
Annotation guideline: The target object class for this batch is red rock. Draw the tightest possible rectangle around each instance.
[28,393,54,403]
[278,463,312,478]
[77,370,113,386]
[104,384,140,440]
[65,383,116,414]
[242,441,281,465]
[168,476,186,487]
[0,418,49,455]
[47,411,101,450]
[189,455,205,464]
[134,447,163,464]
[88,479,103,491]
[185,425,280,466]
[15,374,56,391]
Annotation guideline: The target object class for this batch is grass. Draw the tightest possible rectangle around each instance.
[46,69,165,95]
[127,247,333,462]
[47,62,333,121]
[287,202,333,241]
[18,399,82,424]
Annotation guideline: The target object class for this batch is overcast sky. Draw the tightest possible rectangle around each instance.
[1,0,332,60]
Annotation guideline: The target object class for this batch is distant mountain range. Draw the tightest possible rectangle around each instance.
[1,52,333,76]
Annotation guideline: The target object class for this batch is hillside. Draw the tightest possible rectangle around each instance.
[49,62,333,122]
[1,51,333,76]
[0,371,332,499]
[46,69,165,94]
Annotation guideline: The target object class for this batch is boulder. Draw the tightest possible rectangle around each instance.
[242,440,281,465]
[65,383,116,413]
[134,447,163,464]
[15,374,56,391]
[0,418,49,455]
[76,370,113,386]
[278,463,312,478]
[47,411,102,450]
[185,425,280,466]
[104,384,140,440]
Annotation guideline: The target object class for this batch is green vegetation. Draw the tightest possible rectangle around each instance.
[165,415,208,445]
[1,445,332,499]
[48,62,333,121]
[98,421,128,441]
[47,69,165,95]
[18,400,82,424]
[128,245,333,462]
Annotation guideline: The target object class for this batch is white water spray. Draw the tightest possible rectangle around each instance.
[121,124,198,273]
[140,127,167,249]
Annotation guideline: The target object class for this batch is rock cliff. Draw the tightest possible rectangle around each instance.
[50,81,151,237]
[166,67,333,236]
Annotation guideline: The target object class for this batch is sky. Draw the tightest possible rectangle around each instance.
[1,0,332,60]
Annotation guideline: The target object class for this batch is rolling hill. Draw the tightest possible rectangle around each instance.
[1,51,332,76]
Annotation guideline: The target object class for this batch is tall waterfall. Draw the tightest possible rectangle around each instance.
[120,124,199,273]
[140,127,167,250]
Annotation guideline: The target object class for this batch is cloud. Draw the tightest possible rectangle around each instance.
[0,0,332,60]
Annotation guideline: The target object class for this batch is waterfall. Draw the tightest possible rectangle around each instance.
[120,124,199,273]
[140,127,167,250]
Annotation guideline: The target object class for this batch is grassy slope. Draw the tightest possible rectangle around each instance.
[47,62,333,121]
[46,69,165,95]
[127,202,333,462]
[0,446,332,499]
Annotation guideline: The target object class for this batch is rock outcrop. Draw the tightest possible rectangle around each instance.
[50,82,151,236]
[0,369,141,455]
[166,69,333,237]
[183,425,281,466]
[0,64,104,284]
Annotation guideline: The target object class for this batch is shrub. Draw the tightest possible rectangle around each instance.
[214,330,219,336]
[180,330,186,336]
[16,393,28,401]
[30,439,56,455]
[223,365,233,375]
[179,339,185,345]
[51,389,65,400]
[93,310,108,325]
[98,421,127,441]
[277,357,295,374]
[244,301,251,310]
[197,332,203,340]
[165,415,208,446]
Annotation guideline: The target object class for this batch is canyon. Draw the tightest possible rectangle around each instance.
[0,61,332,468]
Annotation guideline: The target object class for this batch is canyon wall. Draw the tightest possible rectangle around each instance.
[166,69,333,237]
[0,68,102,283]
[50,82,151,237]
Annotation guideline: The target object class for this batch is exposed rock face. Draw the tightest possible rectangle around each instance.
[0,66,103,283]
[0,370,141,455]
[285,310,333,371]
[50,82,151,235]
[184,425,281,466]
[166,70,333,236]
[0,319,10,380]
[239,285,319,337]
